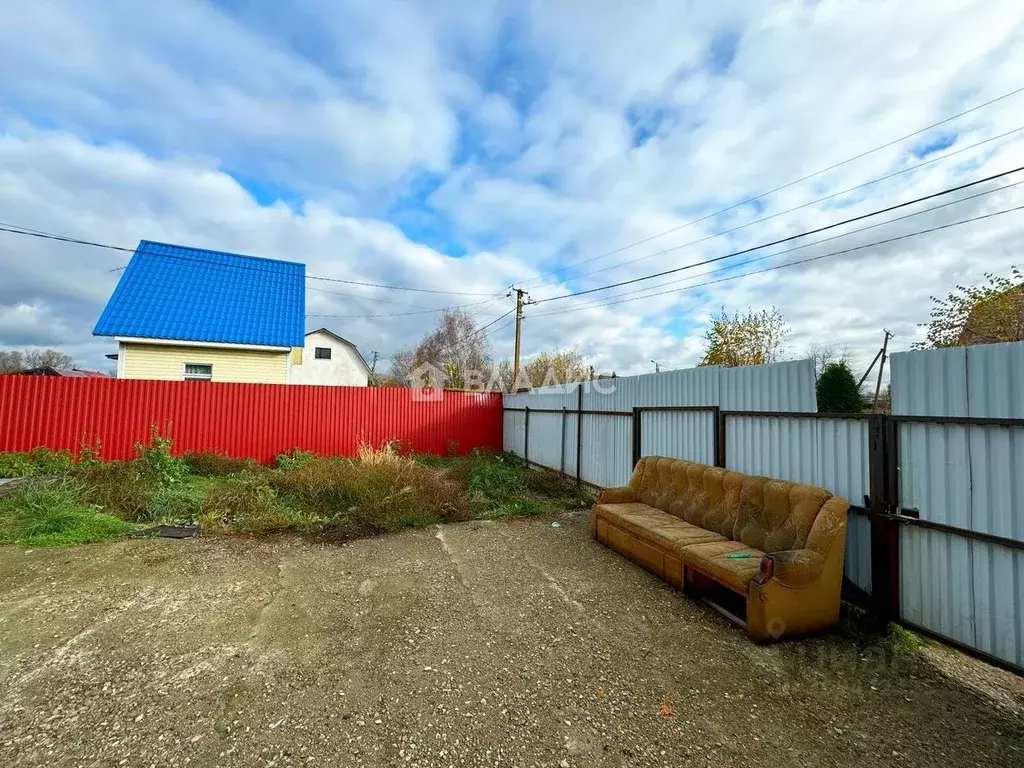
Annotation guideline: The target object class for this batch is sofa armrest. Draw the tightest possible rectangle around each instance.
[754,549,825,588]
[597,486,637,504]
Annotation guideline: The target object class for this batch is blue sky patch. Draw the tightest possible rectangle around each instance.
[226,171,303,210]
[706,29,740,73]
[627,102,675,148]
[910,132,957,158]
[387,172,468,257]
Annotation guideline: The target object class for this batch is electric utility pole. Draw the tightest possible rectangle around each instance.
[512,287,531,390]
[369,351,379,373]
[872,330,893,412]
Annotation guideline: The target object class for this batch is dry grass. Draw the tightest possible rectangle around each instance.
[182,452,259,477]
[75,461,160,521]
[198,475,297,534]
[268,443,470,536]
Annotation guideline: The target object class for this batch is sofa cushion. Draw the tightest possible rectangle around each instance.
[647,518,727,552]
[697,468,743,538]
[637,456,674,509]
[681,540,765,593]
[653,458,689,513]
[734,478,831,553]
[673,462,709,526]
[594,502,727,553]
[592,502,669,538]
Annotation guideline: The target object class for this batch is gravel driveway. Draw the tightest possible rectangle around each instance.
[1,511,1022,767]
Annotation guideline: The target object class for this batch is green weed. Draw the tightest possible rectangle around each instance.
[198,475,294,533]
[146,482,205,523]
[274,448,316,470]
[75,460,159,521]
[0,447,75,478]
[134,426,187,487]
[0,479,132,547]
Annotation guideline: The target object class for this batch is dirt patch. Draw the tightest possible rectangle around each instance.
[1,512,1022,767]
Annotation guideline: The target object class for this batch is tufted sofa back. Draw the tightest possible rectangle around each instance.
[625,456,831,551]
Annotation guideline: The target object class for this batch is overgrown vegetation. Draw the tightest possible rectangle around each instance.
[0,438,592,547]
[183,451,258,477]
[0,447,75,478]
[0,478,133,547]
[421,450,593,519]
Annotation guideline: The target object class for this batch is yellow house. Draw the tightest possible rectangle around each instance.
[94,241,306,384]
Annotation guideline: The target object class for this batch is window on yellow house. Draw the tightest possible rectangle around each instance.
[184,363,213,381]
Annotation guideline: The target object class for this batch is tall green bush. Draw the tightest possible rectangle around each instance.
[816,362,863,413]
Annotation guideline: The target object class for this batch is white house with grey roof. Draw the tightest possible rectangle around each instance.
[290,328,371,387]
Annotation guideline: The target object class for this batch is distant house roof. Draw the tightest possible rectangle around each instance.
[93,240,305,348]
[17,367,111,378]
[306,328,372,374]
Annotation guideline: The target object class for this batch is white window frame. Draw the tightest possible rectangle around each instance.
[183,362,213,381]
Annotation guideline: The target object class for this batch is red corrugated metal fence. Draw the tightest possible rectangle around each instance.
[0,377,503,462]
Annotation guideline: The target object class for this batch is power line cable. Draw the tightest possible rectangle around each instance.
[532,165,1024,304]
[307,286,499,314]
[424,308,517,360]
[527,204,1024,318]
[307,287,512,320]
[542,124,1024,289]
[521,84,1024,286]
[306,307,510,320]
[539,178,1024,313]
[0,225,137,253]
[0,225,500,296]
[307,272,495,296]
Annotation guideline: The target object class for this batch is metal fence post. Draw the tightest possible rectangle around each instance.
[631,407,642,470]
[868,413,899,620]
[883,415,901,620]
[575,382,583,486]
[560,406,567,474]
[713,407,726,467]
[524,406,530,466]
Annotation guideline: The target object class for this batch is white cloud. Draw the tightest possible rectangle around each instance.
[2,0,1024,380]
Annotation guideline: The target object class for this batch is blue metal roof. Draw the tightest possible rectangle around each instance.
[93,240,305,347]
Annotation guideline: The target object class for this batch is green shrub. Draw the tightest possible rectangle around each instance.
[183,451,258,477]
[0,448,75,478]
[275,448,316,470]
[0,479,132,547]
[75,460,160,521]
[134,427,187,486]
[817,362,864,413]
[198,475,294,533]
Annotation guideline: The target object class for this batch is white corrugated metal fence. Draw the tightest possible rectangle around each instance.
[890,341,1024,669]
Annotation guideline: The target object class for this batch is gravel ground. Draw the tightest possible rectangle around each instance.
[1,511,1022,767]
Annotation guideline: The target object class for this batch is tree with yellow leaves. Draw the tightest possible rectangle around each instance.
[698,307,788,367]
[917,266,1024,348]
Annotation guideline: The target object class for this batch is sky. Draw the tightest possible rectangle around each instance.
[1,0,1023,378]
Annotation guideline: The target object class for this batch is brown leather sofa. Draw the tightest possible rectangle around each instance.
[590,456,848,642]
